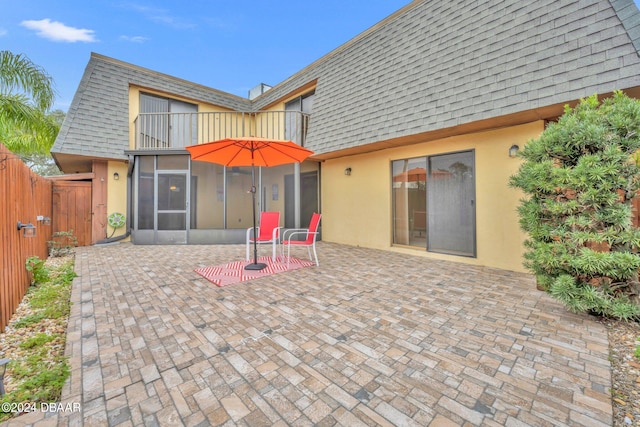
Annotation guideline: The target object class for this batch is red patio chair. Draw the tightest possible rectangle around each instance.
[246,211,281,262]
[281,213,322,267]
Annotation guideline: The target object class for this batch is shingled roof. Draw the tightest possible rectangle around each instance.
[51,54,250,167]
[53,0,640,167]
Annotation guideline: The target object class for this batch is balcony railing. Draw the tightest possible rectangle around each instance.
[134,110,311,150]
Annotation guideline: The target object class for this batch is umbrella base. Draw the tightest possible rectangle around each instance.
[245,262,267,271]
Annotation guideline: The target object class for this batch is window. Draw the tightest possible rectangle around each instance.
[139,93,198,148]
[137,156,155,230]
[285,92,314,145]
[392,157,427,246]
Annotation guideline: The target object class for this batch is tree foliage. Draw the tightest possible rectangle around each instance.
[0,50,60,164]
[1,109,65,175]
[509,92,640,320]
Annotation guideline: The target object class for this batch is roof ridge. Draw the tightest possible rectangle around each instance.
[89,52,249,103]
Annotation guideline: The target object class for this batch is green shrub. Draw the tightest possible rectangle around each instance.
[47,230,77,257]
[510,92,640,320]
[25,256,49,285]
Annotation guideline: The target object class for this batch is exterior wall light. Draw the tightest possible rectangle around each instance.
[37,215,51,226]
[0,358,9,395]
[17,221,36,238]
[509,144,520,158]
[344,167,352,176]
[113,172,120,180]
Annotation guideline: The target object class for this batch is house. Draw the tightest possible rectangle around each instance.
[51,0,640,272]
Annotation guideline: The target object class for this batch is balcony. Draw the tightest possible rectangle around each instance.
[134,110,311,150]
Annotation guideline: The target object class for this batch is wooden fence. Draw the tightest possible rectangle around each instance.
[0,143,52,332]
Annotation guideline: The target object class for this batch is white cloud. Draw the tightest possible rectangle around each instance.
[0,28,7,37]
[121,3,195,29]
[149,15,195,29]
[119,35,149,43]
[21,19,96,42]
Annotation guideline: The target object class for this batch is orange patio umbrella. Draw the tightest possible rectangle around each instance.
[186,136,314,168]
[393,167,427,183]
[185,137,314,270]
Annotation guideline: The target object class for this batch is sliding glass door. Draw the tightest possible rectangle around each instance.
[392,150,476,257]
[427,151,475,256]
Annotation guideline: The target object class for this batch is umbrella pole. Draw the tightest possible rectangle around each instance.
[245,162,267,271]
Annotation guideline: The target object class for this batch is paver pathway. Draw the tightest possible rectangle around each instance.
[3,242,612,426]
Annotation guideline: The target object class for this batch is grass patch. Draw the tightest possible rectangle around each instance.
[11,313,46,329]
[0,256,75,422]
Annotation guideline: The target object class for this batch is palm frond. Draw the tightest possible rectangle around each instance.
[0,50,55,111]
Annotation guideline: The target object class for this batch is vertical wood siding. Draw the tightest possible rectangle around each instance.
[0,144,52,332]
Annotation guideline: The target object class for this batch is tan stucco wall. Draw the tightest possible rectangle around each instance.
[107,161,130,241]
[320,121,544,273]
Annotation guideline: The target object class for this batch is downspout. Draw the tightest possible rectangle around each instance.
[96,155,134,245]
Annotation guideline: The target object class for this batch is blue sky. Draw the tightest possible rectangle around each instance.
[1,1,410,112]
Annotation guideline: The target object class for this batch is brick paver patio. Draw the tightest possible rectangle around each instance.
[3,242,612,426]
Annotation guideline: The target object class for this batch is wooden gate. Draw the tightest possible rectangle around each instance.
[52,181,92,247]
